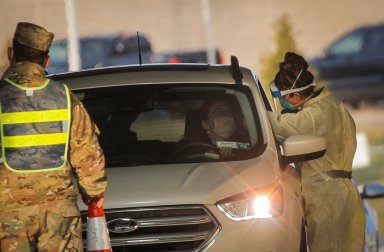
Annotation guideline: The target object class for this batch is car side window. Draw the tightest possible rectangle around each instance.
[327,30,364,56]
[49,42,68,66]
[365,28,384,52]
[257,79,273,112]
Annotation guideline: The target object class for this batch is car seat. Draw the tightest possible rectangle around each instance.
[183,109,209,143]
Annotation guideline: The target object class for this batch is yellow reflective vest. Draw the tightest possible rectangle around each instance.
[0,78,71,172]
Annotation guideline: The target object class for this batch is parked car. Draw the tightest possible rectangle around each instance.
[50,57,326,251]
[309,23,384,105]
[102,33,152,66]
[360,182,384,252]
[150,49,224,64]
[46,33,152,74]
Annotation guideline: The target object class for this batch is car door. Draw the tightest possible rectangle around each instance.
[360,26,384,74]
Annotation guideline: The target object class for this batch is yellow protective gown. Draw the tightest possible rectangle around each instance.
[268,85,366,252]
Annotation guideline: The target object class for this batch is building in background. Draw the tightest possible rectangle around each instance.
[1,0,383,73]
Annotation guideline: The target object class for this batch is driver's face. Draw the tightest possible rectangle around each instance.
[206,101,236,140]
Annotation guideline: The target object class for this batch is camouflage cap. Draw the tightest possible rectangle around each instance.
[14,22,54,52]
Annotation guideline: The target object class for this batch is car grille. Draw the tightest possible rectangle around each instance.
[81,205,221,252]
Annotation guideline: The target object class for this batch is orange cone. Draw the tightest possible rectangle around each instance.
[86,199,112,252]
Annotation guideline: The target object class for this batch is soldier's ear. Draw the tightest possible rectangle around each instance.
[42,55,51,68]
[7,47,15,64]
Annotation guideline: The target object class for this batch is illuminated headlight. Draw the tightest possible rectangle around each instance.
[216,183,284,221]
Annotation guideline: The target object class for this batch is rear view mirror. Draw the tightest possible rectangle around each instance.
[282,134,326,163]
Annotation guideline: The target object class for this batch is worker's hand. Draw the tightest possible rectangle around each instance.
[219,147,233,159]
[95,194,105,208]
[83,193,104,208]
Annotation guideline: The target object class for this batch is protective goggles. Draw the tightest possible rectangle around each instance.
[270,81,316,98]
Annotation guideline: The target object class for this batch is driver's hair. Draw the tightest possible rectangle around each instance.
[200,94,242,123]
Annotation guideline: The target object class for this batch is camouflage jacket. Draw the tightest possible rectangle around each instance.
[0,62,107,210]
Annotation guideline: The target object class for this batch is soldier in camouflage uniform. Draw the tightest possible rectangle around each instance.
[0,22,107,251]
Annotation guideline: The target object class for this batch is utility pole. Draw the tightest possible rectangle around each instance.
[64,0,81,71]
[33,0,43,25]
[200,0,216,64]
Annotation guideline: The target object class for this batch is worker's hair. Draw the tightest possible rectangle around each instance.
[274,52,315,97]
[12,39,48,65]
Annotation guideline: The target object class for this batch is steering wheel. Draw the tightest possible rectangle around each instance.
[170,142,219,160]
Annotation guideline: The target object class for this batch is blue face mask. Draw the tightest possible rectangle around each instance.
[279,97,295,111]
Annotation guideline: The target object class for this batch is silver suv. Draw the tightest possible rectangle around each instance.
[51,57,326,252]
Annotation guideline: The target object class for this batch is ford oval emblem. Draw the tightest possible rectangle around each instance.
[107,218,139,233]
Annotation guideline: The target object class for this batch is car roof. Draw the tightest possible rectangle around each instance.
[48,63,258,90]
[348,23,384,34]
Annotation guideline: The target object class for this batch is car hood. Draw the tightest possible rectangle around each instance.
[78,153,279,211]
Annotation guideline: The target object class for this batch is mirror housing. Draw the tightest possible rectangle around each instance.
[361,183,384,199]
[282,134,326,163]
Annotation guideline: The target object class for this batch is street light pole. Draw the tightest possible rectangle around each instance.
[64,0,81,71]
[201,0,216,64]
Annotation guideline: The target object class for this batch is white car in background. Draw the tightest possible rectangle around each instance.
[51,57,326,251]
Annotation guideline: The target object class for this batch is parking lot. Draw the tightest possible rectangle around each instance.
[349,103,384,251]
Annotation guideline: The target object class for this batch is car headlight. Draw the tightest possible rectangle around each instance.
[216,183,284,221]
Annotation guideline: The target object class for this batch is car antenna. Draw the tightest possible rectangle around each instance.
[137,31,142,65]
[230,55,243,84]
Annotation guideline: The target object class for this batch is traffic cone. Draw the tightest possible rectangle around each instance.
[86,199,112,252]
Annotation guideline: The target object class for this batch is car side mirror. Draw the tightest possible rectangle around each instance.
[281,134,326,164]
[361,183,384,199]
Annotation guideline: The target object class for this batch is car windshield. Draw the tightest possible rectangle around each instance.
[49,37,115,68]
[73,84,264,167]
[327,30,364,56]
